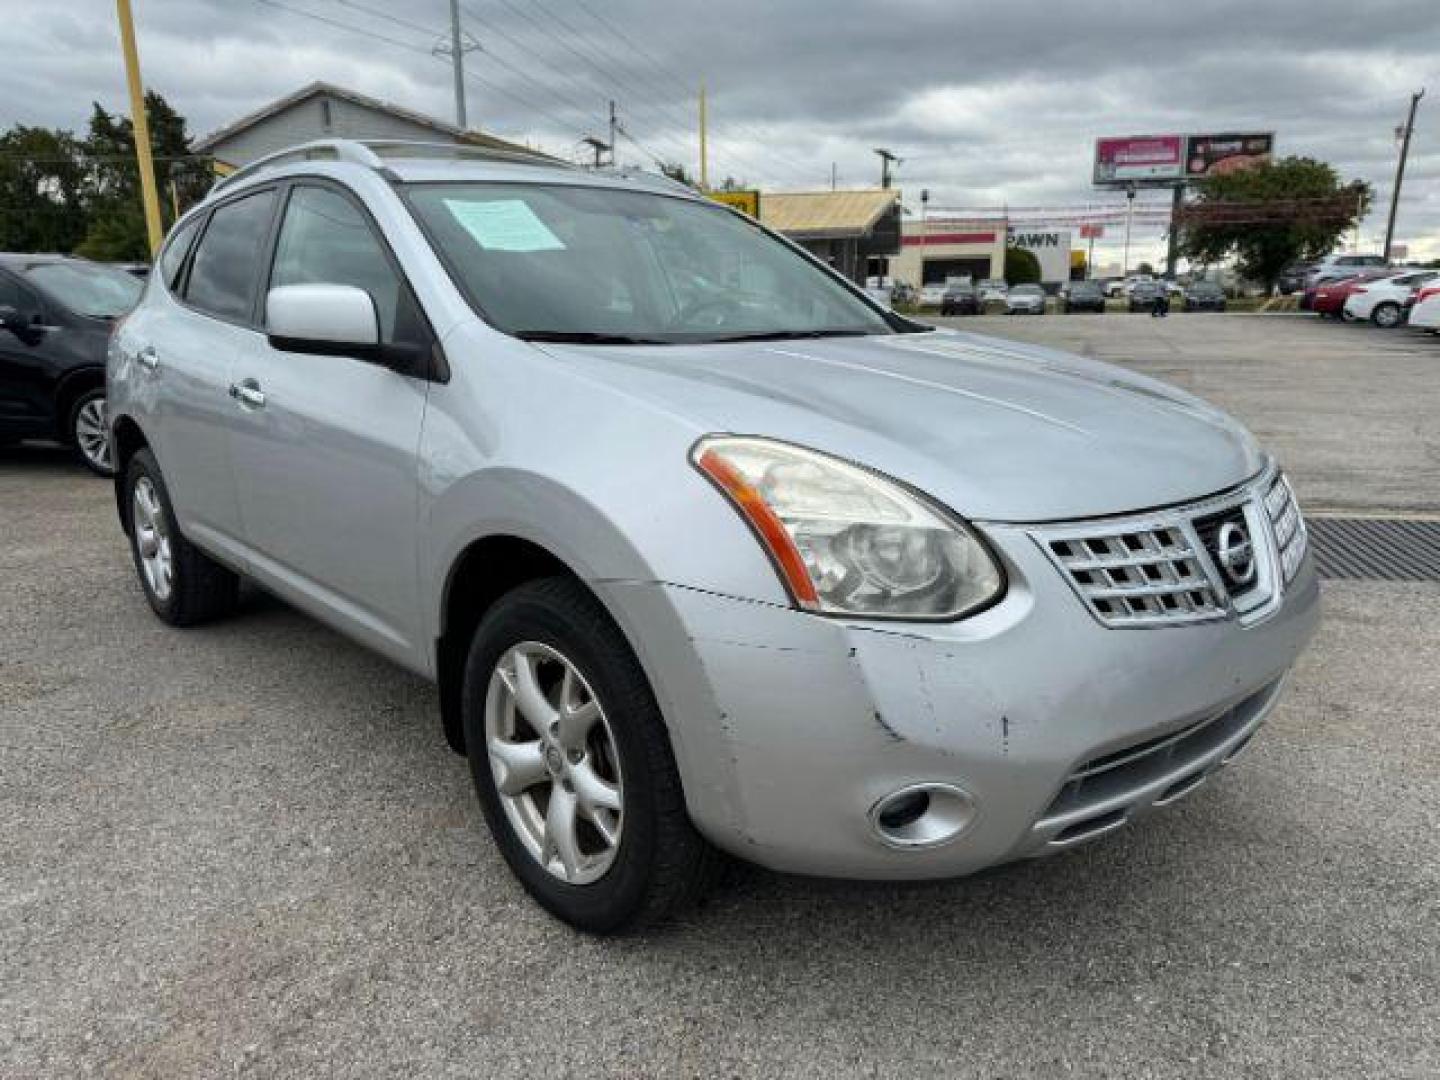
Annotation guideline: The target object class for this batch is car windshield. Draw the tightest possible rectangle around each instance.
[1013,285,1043,295]
[404,181,901,344]
[1071,283,1102,294]
[20,260,143,319]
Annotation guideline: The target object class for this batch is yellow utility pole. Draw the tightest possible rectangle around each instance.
[698,83,709,190]
[115,0,164,255]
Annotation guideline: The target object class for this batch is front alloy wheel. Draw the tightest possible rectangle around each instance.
[462,577,720,933]
[485,642,624,884]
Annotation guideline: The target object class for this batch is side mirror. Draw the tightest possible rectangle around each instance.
[0,304,18,332]
[266,284,380,357]
[267,284,428,375]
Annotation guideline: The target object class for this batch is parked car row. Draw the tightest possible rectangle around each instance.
[1301,267,1438,330]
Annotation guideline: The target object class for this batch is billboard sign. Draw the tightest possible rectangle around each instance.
[1184,132,1274,178]
[1093,135,1184,186]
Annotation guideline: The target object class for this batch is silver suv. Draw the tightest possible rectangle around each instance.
[109,140,1319,932]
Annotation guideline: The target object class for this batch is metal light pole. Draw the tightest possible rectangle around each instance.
[1383,88,1424,260]
[1121,182,1137,277]
[115,0,163,255]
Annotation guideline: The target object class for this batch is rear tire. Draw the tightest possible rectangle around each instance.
[462,577,721,933]
[123,448,240,626]
[68,388,113,477]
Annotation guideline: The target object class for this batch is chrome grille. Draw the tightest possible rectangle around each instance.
[1034,466,1304,628]
[1044,526,1223,625]
[1265,473,1307,583]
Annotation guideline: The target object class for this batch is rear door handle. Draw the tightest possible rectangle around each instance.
[136,346,159,371]
[229,379,266,409]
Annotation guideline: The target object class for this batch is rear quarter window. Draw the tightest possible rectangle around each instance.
[157,215,203,292]
[184,189,278,322]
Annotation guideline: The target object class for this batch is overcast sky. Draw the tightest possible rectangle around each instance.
[2,0,1436,264]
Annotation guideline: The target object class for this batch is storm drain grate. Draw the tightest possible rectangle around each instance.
[1307,517,1440,581]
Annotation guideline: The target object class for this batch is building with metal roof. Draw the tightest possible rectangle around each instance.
[193,82,547,171]
[758,189,902,284]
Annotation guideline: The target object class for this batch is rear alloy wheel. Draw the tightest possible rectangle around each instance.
[124,448,240,625]
[463,578,720,933]
[69,388,113,476]
[1372,302,1403,329]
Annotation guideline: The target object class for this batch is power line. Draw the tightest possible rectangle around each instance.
[250,0,586,144]
[463,0,702,167]
[563,0,825,183]
[469,0,808,184]
[319,0,608,132]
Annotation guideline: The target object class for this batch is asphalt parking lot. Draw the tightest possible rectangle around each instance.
[3,313,1438,1078]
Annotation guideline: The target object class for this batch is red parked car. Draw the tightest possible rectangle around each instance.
[1311,271,1390,318]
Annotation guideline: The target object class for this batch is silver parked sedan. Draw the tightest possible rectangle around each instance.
[108,140,1319,933]
[1005,283,1047,314]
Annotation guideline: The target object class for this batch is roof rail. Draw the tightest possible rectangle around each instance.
[358,139,568,169]
[209,138,571,197]
[209,139,383,195]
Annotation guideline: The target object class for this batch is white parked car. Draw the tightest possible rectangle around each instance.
[978,278,1009,304]
[1107,274,1153,298]
[1005,284,1047,314]
[919,283,947,307]
[1342,270,1438,327]
[1306,253,1389,288]
[1408,283,1440,331]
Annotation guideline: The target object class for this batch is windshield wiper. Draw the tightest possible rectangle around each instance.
[703,328,877,344]
[515,330,672,345]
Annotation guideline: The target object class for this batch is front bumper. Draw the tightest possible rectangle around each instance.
[599,515,1320,880]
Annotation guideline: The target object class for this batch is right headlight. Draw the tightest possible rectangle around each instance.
[692,435,1004,620]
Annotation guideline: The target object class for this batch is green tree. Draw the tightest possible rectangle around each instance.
[658,161,695,187]
[75,91,209,260]
[0,126,88,252]
[1136,261,1155,276]
[1177,156,1370,291]
[1004,246,1041,286]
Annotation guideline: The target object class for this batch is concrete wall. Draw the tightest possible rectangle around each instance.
[890,221,1007,286]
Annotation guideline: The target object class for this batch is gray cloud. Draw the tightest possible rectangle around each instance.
[2,0,1436,260]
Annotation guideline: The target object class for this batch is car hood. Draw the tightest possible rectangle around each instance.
[535,328,1263,522]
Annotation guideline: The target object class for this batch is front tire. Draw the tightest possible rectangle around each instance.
[462,578,720,933]
[124,448,240,625]
[69,388,114,476]
[1372,302,1402,328]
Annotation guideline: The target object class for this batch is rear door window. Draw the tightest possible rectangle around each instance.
[184,189,278,322]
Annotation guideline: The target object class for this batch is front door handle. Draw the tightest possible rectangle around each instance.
[229,379,266,409]
[136,345,159,371]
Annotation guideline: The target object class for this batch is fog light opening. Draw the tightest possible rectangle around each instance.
[869,783,977,849]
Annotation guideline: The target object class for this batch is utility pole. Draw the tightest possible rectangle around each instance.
[698,83,708,189]
[830,162,837,190]
[874,148,899,189]
[608,101,618,168]
[448,0,467,129]
[114,0,163,255]
[1383,88,1425,260]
